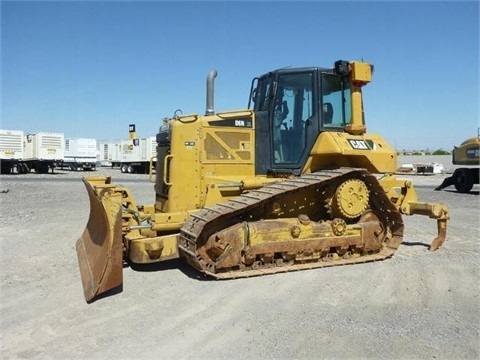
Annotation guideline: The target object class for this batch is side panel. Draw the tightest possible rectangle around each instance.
[305,131,397,174]
[201,113,256,205]
[155,111,257,213]
[156,118,203,212]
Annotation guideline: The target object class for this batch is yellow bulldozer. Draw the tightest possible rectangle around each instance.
[435,130,480,193]
[76,60,449,302]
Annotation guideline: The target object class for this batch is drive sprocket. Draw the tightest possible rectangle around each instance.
[330,178,369,219]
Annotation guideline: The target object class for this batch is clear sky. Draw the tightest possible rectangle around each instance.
[1,1,479,150]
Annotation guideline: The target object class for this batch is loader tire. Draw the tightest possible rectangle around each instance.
[453,168,474,193]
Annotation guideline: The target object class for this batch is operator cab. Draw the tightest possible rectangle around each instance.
[249,61,355,175]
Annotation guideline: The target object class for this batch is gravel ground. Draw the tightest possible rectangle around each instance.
[0,155,478,359]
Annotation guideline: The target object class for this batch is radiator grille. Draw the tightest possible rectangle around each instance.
[0,133,23,152]
[103,144,108,159]
[205,131,251,161]
[41,135,63,147]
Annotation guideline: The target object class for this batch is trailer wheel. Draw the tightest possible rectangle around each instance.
[18,163,29,174]
[453,168,474,193]
[127,165,134,174]
[120,164,128,173]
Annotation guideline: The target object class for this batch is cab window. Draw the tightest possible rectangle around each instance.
[273,72,314,165]
[321,74,351,128]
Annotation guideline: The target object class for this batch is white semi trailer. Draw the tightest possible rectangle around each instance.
[63,138,97,171]
[0,129,26,174]
[97,140,122,167]
[23,132,65,173]
[120,136,156,174]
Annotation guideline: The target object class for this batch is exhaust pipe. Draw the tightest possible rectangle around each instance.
[205,70,217,116]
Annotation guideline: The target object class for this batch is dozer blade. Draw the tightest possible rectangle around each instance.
[76,177,123,302]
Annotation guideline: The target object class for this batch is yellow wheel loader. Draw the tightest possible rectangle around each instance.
[77,60,449,302]
[435,130,480,193]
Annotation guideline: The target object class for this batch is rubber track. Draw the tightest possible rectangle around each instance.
[179,168,404,279]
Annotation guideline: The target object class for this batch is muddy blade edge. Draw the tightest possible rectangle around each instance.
[76,178,123,302]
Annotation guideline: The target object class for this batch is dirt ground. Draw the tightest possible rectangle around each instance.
[0,162,478,359]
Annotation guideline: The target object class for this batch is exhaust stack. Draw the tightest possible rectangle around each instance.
[205,70,217,116]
